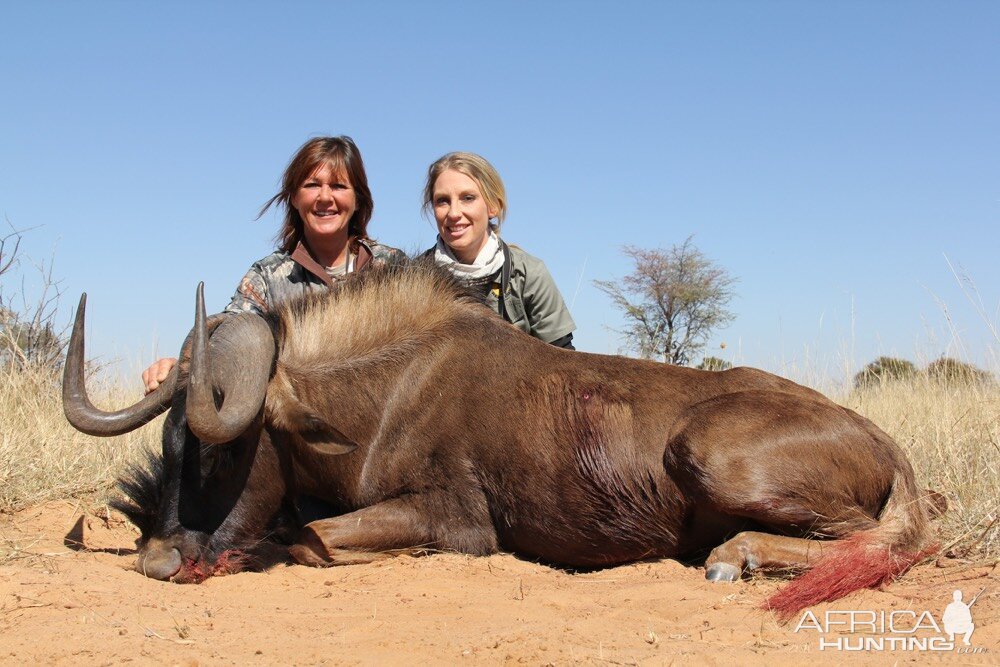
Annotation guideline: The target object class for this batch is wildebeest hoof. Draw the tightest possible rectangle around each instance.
[289,542,332,567]
[136,547,182,580]
[705,562,741,582]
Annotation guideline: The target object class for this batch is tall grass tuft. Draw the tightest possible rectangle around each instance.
[842,373,999,559]
[0,361,159,514]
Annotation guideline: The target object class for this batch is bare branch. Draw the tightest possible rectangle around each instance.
[0,223,67,370]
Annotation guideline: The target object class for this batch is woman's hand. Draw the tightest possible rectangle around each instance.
[142,357,177,394]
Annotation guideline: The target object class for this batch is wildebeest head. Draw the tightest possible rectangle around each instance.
[63,285,289,581]
[65,266,485,581]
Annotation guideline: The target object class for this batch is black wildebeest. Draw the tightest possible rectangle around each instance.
[63,263,939,617]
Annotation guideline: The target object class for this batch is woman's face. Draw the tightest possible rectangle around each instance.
[432,169,498,263]
[292,162,357,248]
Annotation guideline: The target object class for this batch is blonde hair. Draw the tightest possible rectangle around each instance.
[422,152,507,233]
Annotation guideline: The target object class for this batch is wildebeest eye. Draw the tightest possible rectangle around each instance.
[302,414,329,432]
[298,413,357,455]
[199,442,231,478]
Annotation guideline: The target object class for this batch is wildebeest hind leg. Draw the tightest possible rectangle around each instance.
[704,531,829,581]
[665,390,890,583]
[289,496,480,567]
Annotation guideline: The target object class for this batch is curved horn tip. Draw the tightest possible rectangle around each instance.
[194,283,207,323]
[62,289,172,437]
[73,293,87,321]
[72,294,88,328]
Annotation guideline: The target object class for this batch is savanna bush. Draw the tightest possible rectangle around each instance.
[852,356,918,389]
[925,357,993,385]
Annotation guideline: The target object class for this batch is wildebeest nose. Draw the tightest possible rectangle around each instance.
[136,545,182,580]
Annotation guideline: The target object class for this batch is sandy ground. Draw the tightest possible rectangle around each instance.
[0,501,996,666]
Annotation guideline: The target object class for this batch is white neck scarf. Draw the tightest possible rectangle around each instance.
[434,231,505,282]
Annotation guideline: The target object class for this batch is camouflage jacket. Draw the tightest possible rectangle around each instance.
[225,239,407,316]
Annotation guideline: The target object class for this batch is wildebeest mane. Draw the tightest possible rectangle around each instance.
[272,259,495,376]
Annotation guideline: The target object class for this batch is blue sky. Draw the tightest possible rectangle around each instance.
[2,2,997,384]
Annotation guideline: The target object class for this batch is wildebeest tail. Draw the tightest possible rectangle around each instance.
[763,470,938,621]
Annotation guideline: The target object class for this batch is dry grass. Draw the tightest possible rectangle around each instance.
[0,362,159,514]
[1,358,997,563]
[841,374,1000,560]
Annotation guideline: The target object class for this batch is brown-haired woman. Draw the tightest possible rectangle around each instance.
[142,136,405,392]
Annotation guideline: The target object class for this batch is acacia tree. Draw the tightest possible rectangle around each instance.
[594,238,736,365]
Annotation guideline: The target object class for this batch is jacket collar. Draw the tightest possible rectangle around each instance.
[291,239,374,287]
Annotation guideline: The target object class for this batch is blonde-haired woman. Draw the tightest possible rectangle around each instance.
[423,152,576,348]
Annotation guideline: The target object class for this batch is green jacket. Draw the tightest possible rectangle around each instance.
[425,242,576,346]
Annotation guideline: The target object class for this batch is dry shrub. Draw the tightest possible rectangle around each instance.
[844,373,1000,559]
[852,356,919,389]
[0,362,159,514]
[925,356,993,385]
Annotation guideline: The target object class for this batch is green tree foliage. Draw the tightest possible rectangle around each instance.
[594,238,737,365]
[853,356,918,389]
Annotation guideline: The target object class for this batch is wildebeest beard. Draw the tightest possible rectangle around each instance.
[111,387,300,581]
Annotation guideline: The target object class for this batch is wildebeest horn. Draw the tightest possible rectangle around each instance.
[185,283,274,444]
[63,294,176,436]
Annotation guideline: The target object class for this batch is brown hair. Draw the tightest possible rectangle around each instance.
[422,152,507,234]
[260,136,374,254]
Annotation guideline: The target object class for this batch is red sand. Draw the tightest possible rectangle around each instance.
[1,501,996,665]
